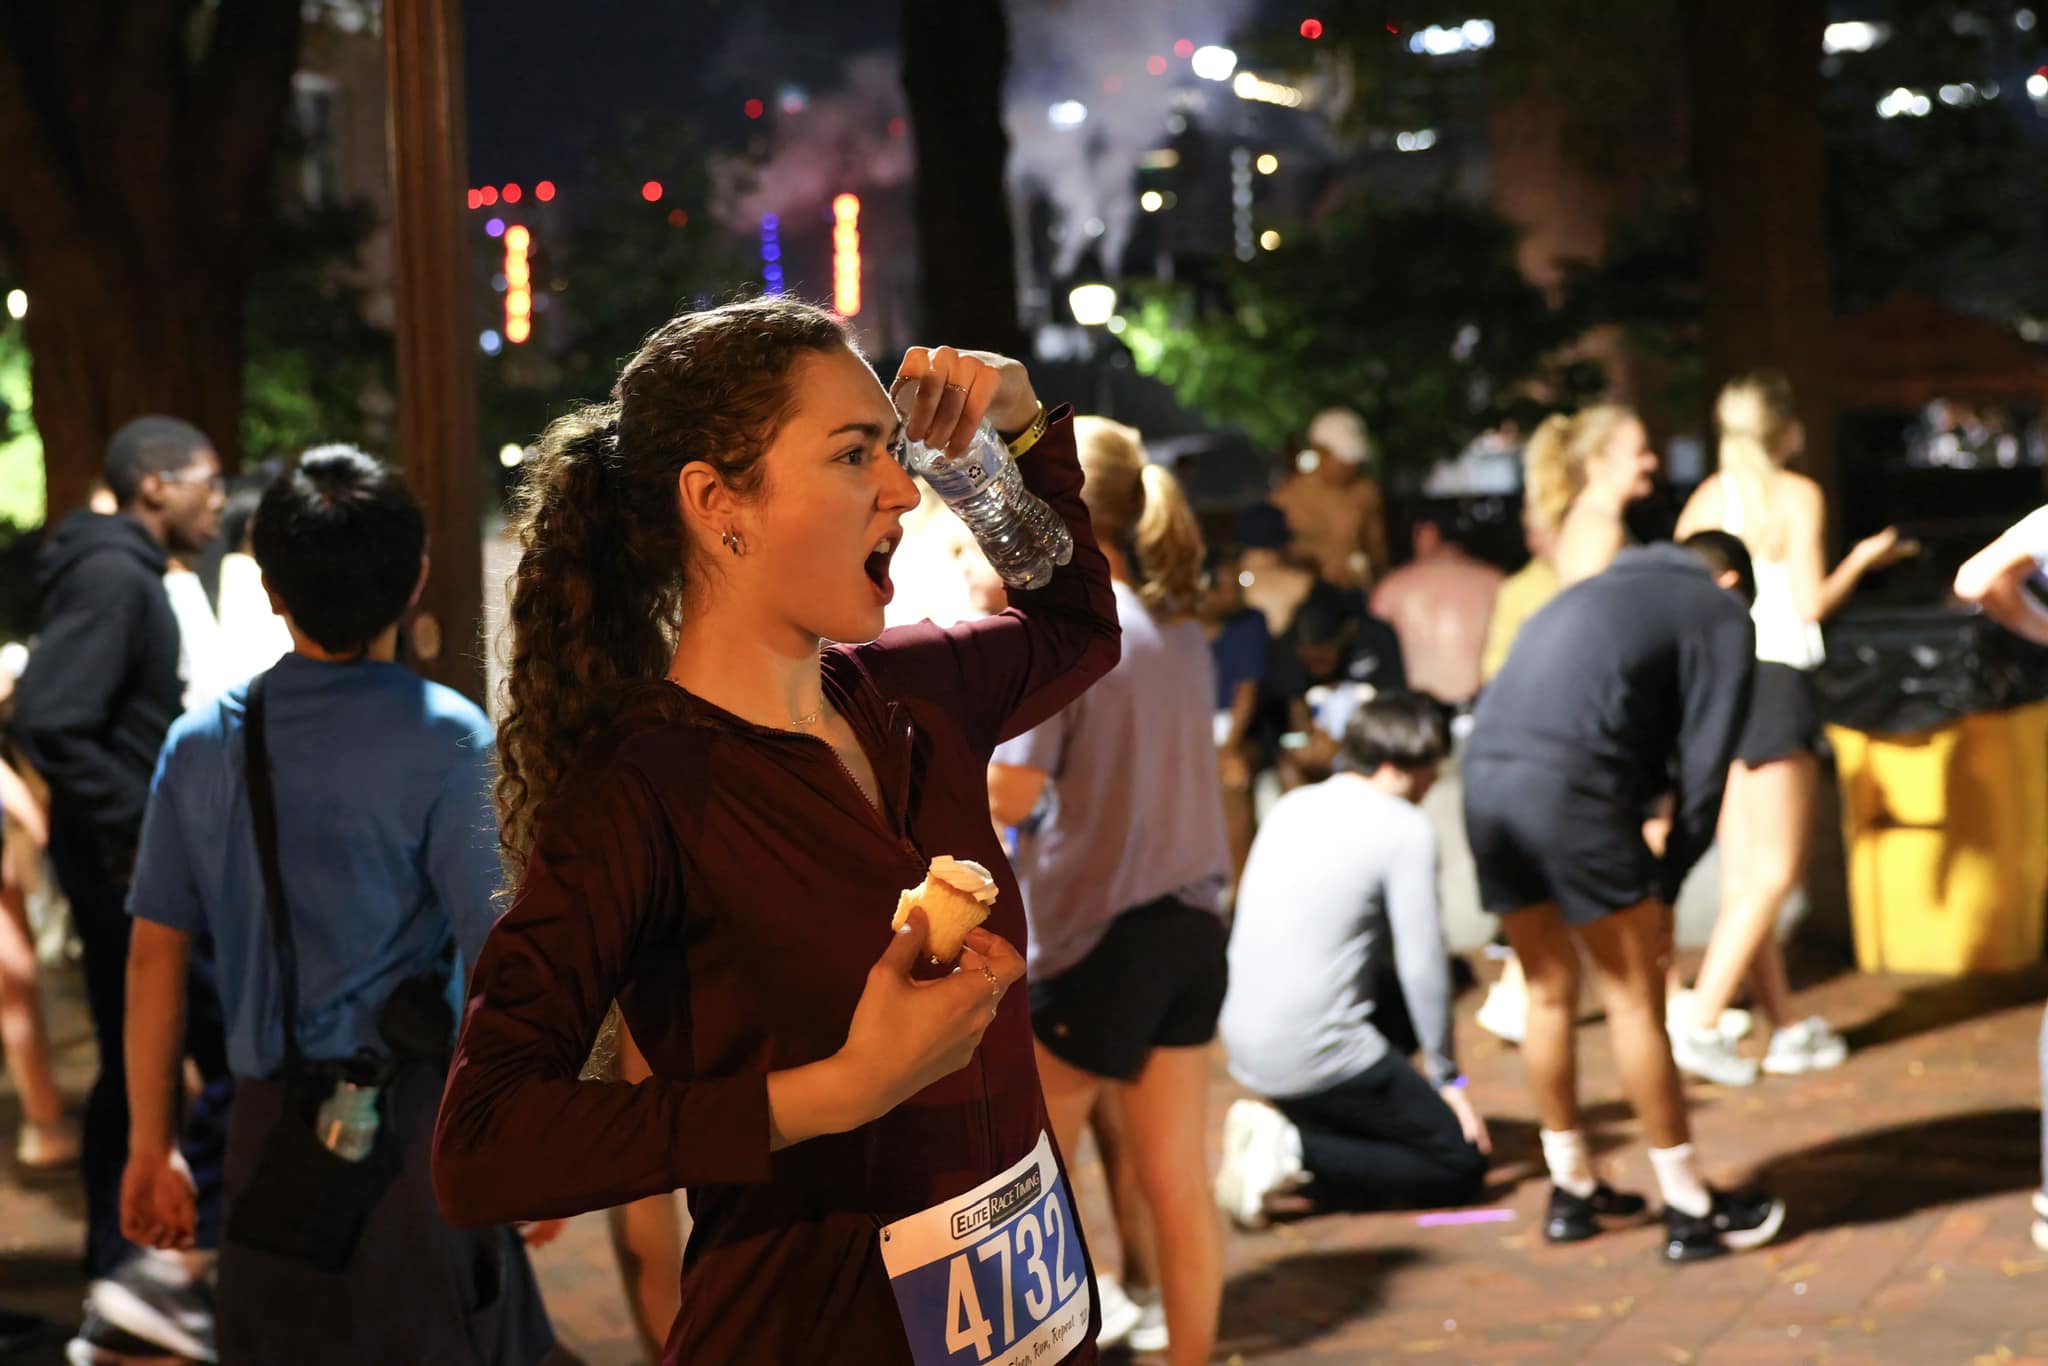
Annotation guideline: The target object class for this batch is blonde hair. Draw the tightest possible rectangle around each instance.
[1072,416,1205,621]
[1715,370,1797,560]
[1522,404,1638,537]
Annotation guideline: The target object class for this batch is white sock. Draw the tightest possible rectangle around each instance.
[1539,1128,1595,1198]
[1648,1142,1712,1218]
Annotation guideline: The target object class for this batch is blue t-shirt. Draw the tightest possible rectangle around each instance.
[128,653,502,1079]
[1210,608,1270,711]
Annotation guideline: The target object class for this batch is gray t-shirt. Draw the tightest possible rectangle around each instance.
[1219,774,1458,1097]
[995,579,1229,978]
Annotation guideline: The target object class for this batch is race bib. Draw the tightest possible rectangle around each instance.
[880,1131,1093,1366]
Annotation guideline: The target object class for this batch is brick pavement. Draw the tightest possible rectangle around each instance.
[4,958,2043,1364]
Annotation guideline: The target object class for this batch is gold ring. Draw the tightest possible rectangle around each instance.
[982,963,1001,1015]
[945,382,970,395]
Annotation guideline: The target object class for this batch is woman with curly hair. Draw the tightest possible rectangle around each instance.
[433,298,1119,1364]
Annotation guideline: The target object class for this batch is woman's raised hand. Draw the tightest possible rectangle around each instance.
[892,348,1040,460]
[838,910,1027,1122]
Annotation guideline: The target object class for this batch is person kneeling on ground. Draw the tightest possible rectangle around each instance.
[1215,690,1491,1227]
[1461,531,1785,1263]
[118,448,556,1363]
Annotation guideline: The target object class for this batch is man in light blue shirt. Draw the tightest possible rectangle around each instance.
[116,447,553,1364]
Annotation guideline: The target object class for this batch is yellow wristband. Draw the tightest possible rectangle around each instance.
[1005,405,1050,460]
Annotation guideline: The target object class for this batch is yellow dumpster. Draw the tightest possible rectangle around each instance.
[1827,699,2048,975]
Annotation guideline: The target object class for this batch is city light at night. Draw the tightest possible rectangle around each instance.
[832,193,861,317]
[504,222,532,344]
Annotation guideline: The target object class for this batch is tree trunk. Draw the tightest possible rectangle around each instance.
[21,238,249,517]
[0,0,301,522]
[1680,0,1837,509]
[900,0,1027,359]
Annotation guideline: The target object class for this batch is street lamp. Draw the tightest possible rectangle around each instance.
[1068,283,1118,327]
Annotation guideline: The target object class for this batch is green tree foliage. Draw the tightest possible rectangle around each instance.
[242,196,395,463]
[1123,194,1605,478]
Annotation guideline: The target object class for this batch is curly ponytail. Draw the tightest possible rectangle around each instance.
[1072,416,1206,622]
[495,298,851,871]
[1522,403,1638,537]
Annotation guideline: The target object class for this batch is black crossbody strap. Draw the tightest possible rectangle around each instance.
[243,672,304,1076]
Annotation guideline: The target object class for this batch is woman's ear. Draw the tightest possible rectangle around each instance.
[677,464,731,542]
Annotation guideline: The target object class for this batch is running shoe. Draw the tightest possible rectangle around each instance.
[1093,1274,1143,1349]
[64,1305,181,1366]
[1661,1187,1787,1262]
[1126,1283,1168,1354]
[1215,1099,1305,1230]
[1666,989,1753,1043]
[1543,1181,1650,1243]
[1762,1018,1849,1075]
[1671,1026,1759,1087]
[86,1250,216,1362]
[2031,1190,2048,1254]
[1474,981,1527,1045]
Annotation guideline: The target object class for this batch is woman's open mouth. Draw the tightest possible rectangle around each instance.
[864,535,898,606]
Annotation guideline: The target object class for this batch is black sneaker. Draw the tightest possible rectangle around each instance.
[1662,1187,1787,1263]
[1544,1181,1651,1243]
[85,1252,216,1361]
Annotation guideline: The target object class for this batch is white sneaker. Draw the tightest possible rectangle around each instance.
[2032,1191,2048,1253]
[1475,981,1527,1045]
[1126,1284,1168,1354]
[1094,1274,1143,1349]
[1671,1026,1759,1087]
[1215,1099,1305,1229]
[86,1250,216,1362]
[1762,1018,1849,1075]
[1667,989,1753,1043]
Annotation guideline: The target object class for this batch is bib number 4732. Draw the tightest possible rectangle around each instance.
[943,1200,1082,1361]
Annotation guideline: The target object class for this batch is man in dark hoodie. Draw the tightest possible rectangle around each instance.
[13,416,234,1358]
[1463,533,1787,1264]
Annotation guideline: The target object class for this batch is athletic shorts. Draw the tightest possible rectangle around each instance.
[1462,756,1660,926]
[1737,662,1822,768]
[1030,896,1229,1082]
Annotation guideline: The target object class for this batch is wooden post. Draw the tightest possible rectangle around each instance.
[384,0,484,703]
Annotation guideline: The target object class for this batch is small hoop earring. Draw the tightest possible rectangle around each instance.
[721,528,746,557]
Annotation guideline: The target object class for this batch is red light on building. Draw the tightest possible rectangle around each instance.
[466,188,482,210]
[1146,55,1168,75]
[1301,17,1324,39]
[502,183,522,204]
[1173,38,1194,58]
[535,180,556,202]
[641,180,663,202]
[479,185,498,206]
[667,208,688,228]
[744,97,765,119]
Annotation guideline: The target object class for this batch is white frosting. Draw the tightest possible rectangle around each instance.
[927,855,999,905]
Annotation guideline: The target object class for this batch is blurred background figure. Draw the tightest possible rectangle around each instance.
[1271,408,1390,590]
[1480,495,1562,688]
[1,749,71,1172]
[989,417,1228,1365]
[1528,405,1661,587]
[1200,547,1270,893]
[1371,512,1504,708]
[214,480,295,687]
[1671,372,1911,1086]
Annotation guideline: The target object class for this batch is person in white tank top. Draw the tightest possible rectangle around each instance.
[1672,371,1911,1086]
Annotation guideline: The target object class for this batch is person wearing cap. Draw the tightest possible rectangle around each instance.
[1270,408,1391,589]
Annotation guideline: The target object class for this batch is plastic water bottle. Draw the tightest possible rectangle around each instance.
[315,1080,380,1162]
[902,422,1074,591]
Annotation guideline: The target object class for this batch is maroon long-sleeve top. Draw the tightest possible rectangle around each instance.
[433,412,1116,1365]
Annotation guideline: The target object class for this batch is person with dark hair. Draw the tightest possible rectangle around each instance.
[1462,538,1785,1263]
[1369,513,1504,706]
[117,446,557,1363]
[431,300,1118,1364]
[11,415,235,1359]
[1215,691,1490,1224]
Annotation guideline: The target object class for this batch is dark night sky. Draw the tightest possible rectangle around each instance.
[463,0,902,183]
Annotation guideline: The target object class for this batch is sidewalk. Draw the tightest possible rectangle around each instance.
[4,957,2043,1364]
